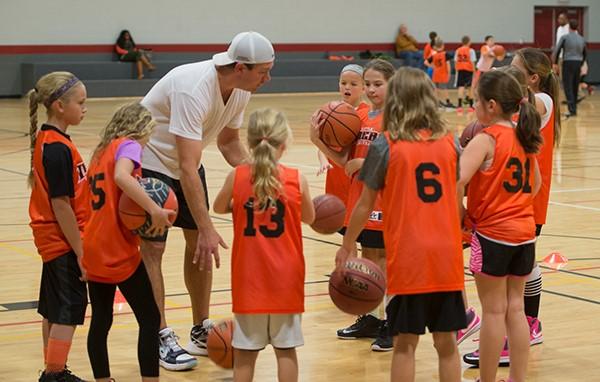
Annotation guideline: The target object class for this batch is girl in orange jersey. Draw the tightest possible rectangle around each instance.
[337,67,466,382]
[426,38,454,108]
[214,108,315,382]
[459,70,542,382]
[311,59,395,351]
[28,72,89,382]
[83,103,174,381]
[454,35,477,114]
[317,64,368,208]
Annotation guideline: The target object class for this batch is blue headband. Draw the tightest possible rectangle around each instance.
[44,77,80,108]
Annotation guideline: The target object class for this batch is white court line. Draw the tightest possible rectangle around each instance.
[549,201,600,212]
[551,187,600,194]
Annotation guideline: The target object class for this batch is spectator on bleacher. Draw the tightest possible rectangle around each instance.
[394,24,422,69]
[115,30,156,80]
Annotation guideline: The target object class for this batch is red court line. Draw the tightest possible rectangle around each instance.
[0,239,31,244]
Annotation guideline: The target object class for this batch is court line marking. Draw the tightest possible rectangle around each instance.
[551,187,600,193]
[548,201,600,212]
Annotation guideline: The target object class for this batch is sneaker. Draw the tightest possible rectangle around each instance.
[457,107,464,115]
[186,319,214,356]
[467,107,475,113]
[336,314,381,339]
[463,338,510,367]
[159,328,198,371]
[588,85,595,96]
[457,307,482,345]
[444,101,456,108]
[39,368,86,382]
[528,316,544,346]
[371,320,393,352]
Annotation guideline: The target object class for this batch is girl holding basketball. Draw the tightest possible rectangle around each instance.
[317,64,367,209]
[83,102,174,381]
[459,70,542,382]
[28,72,89,382]
[336,67,466,382]
[311,59,395,351]
[213,108,315,382]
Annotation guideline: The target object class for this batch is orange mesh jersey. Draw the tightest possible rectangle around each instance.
[533,96,555,225]
[83,138,142,283]
[29,127,89,263]
[231,164,305,313]
[455,46,474,72]
[381,131,463,295]
[344,108,384,231]
[467,124,536,244]
[432,51,450,83]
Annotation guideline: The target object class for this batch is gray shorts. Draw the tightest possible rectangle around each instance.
[232,313,304,350]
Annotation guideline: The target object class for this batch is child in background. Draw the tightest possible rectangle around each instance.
[83,102,174,381]
[336,67,466,382]
[427,38,454,108]
[458,70,542,382]
[311,59,395,352]
[213,108,315,382]
[423,31,438,78]
[317,64,367,209]
[454,35,477,114]
[473,35,496,88]
[28,72,89,382]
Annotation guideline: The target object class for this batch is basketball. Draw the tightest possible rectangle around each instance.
[493,44,506,60]
[207,319,234,369]
[311,194,346,234]
[459,120,485,148]
[328,257,385,315]
[118,177,178,236]
[317,101,362,149]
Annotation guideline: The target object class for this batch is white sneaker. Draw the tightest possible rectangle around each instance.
[159,328,198,371]
[186,319,214,356]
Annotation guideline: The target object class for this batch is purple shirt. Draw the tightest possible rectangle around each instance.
[115,139,142,168]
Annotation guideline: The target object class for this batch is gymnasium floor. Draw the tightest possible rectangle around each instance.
[0,90,599,381]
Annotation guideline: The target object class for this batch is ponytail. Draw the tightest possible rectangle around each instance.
[27,89,39,188]
[539,70,561,146]
[516,101,543,154]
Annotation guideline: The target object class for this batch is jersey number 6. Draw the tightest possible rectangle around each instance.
[415,163,443,203]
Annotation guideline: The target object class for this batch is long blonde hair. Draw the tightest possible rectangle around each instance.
[383,67,447,141]
[92,102,155,160]
[247,108,291,208]
[27,71,82,187]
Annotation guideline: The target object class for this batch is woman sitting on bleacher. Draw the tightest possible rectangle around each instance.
[115,30,156,79]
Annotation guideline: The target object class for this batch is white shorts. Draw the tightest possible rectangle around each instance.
[232,313,304,350]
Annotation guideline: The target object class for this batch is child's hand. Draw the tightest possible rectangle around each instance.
[345,158,364,177]
[317,162,332,176]
[335,244,357,269]
[77,255,88,282]
[147,207,176,237]
[309,110,326,144]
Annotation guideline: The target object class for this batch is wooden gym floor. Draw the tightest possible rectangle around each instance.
[0,90,599,381]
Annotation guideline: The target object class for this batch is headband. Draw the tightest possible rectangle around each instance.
[44,77,80,108]
[340,64,364,77]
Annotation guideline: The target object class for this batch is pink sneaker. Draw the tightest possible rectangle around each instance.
[528,316,544,345]
[457,307,481,345]
[463,338,510,367]
[457,107,464,115]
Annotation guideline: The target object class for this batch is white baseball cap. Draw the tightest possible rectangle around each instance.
[212,31,275,66]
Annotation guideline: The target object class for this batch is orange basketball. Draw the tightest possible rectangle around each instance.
[459,120,485,148]
[328,257,385,315]
[311,194,346,234]
[207,319,234,369]
[493,45,506,60]
[318,101,361,149]
[118,177,178,237]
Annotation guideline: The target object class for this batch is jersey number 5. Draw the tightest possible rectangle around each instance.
[243,198,285,238]
[415,163,443,203]
[503,157,532,193]
[89,173,106,210]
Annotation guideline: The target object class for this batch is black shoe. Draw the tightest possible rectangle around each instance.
[444,101,457,108]
[336,314,381,339]
[39,368,86,382]
[371,320,393,352]
[564,112,577,119]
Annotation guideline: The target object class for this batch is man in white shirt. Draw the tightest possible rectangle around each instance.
[555,12,569,48]
[140,31,274,371]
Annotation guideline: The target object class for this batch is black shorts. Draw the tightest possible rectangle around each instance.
[469,233,535,277]
[535,224,543,237]
[357,229,384,249]
[38,251,87,325]
[456,70,473,88]
[141,166,209,241]
[386,291,466,335]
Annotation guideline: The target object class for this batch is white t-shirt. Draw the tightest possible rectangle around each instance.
[535,92,553,130]
[141,61,251,178]
[556,24,570,58]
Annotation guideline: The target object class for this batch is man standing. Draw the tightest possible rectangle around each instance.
[394,24,422,69]
[140,31,274,371]
[553,20,586,118]
[555,12,569,48]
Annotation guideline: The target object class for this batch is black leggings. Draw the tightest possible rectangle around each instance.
[87,263,160,378]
